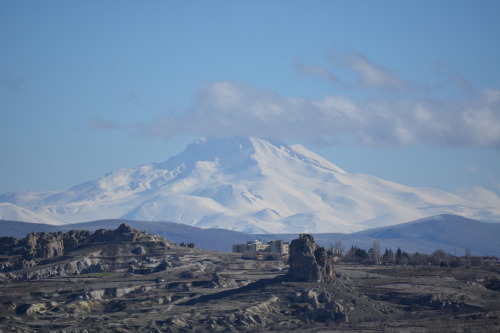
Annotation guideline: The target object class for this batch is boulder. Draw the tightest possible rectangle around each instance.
[287,234,335,282]
[16,303,48,315]
[207,272,239,288]
[83,262,105,274]
[155,259,172,272]
[76,290,105,300]
[288,289,347,323]
[132,245,146,255]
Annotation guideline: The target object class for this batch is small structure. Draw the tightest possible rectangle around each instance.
[268,240,289,254]
[232,239,290,260]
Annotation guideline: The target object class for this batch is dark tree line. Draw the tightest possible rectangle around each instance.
[329,242,488,268]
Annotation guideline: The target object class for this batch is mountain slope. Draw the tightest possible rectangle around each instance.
[349,214,500,256]
[1,137,499,233]
[0,202,63,225]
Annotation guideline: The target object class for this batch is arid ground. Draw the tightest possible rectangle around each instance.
[0,228,499,332]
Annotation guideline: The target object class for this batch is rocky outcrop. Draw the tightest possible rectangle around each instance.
[413,293,481,312]
[105,286,139,298]
[75,286,148,301]
[132,245,147,255]
[206,272,239,289]
[20,257,105,280]
[287,234,335,282]
[0,224,172,265]
[92,223,165,243]
[18,230,92,260]
[75,289,106,301]
[184,296,281,331]
[16,302,49,315]
[486,277,500,291]
[288,289,347,323]
[0,224,175,281]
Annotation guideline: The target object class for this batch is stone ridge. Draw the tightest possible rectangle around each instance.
[0,223,171,261]
[287,233,335,282]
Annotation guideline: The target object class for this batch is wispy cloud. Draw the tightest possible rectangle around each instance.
[122,92,140,104]
[298,50,413,92]
[0,71,24,91]
[455,186,500,208]
[294,59,343,86]
[135,79,500,148]
[468,165,478,176]
[347,53,406,90]
[89,117,121,130]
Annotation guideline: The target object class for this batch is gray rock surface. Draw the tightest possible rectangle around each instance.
[287,233,335,282]
[0,224,174,279]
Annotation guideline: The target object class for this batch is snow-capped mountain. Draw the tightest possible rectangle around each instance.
[1,137,499,233]
[0,202,63,225]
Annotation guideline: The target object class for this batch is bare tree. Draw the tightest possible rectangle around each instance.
[372,241,381,265]
[331,240,345,257]
[431,249,454,267]
[465,247,471,267]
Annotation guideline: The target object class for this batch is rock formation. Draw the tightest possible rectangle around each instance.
[0,224,173,276]
[207,272,239,288]
[92,223,161,243]
[288,289,347,323]
[11,230,92,260]
[287,234,335,282]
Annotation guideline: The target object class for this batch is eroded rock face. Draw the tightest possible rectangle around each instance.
[91,223,166,243]
[287,234,335,282]
[21,257,104,280]
[20,230,91,260]
[288,289,347,323]
[0,224,170,263]
[207,272,239,289]
[0,224,174,280]
[16,303,48,315]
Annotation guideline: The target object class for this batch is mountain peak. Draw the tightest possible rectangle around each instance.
[1,136,499,233]
[158,136,345,176]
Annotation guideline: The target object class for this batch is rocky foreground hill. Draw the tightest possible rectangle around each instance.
[0,225,499,332]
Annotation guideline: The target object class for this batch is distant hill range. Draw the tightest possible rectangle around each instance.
[1,214,499,256]
[1,137,499,234]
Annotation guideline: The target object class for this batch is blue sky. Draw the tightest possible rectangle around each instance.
[1,1,499,203]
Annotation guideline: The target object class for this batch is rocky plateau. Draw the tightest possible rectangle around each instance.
[0,225,499,332]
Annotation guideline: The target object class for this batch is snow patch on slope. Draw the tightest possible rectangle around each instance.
[0,202,63,225]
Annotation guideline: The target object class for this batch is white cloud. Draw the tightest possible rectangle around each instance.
[125,49,500,148]
[135,80,500,149]
[455,186,500,208]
